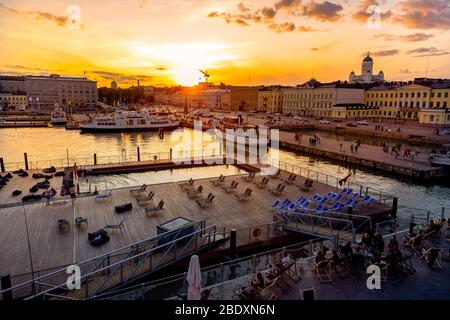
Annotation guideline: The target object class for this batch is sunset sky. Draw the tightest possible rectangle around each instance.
[0,0,449,87]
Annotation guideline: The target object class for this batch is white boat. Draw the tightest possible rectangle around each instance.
[429,152,450,167]
[50,107,67,124]
[79,109,179,133]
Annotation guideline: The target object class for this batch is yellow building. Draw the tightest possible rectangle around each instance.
[220,86,259,112]
[0,93,27,110]
[365,80,450,124]
[258,88,284,113]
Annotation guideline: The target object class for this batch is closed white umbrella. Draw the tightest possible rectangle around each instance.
[186,255,202,300]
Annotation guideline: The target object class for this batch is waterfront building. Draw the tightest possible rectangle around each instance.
[167,85,231,111]
[282,80,365,118]
[365,79,450,124]
[0,76,26,93]
[257,87,284,113]
[0,93,27,110]
[217,85,259,112]
[25,74,98,112]
[349,53,385,84]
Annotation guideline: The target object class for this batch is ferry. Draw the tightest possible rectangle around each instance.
[429,152,450,167]
[79,109,180,133]
[50,106,68,125]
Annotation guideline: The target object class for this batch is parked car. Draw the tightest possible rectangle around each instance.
[444,129,450,135]
[319,119,331,124]
[346,122,357,127]
[332,118,343,123]
[357,120,369,125]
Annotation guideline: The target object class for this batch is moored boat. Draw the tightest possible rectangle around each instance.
[79,109,180,132]
[50,106,68,124]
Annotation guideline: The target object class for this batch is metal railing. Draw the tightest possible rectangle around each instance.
[275,210,372,245]
[92,238,332,300]
[1,148,225,172]
[270,159,395,214]
[0,219,226,300]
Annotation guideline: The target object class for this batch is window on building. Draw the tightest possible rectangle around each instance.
[445,92,448,98]
[417,92,421,98]
[411,93,415,98]
[437,102,441,108]
[424,92,427,98]
[437,92,441,98]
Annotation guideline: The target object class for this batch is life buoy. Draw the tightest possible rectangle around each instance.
[252,228,262,238]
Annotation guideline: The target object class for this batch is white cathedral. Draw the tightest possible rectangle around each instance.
[349,53,385,84]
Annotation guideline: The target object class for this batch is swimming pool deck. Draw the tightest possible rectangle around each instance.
[0,168,391,288]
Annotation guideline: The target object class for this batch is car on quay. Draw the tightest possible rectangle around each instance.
[319,119,331,124]
[346,122,357,127]
[357,120,369,125]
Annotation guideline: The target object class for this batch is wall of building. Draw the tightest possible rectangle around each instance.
[25,75,97,112]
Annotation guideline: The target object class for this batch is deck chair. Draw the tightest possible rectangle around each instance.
[58,219,70,232]
[421,248,443,269]
[236,188,253,201]
[95,190,112,202]
[269,169,281,179]
[130,184,147,197]
[241,172,256,182]
[136,191,155,205]
[223,181,239,193]
[104,219,125,230]
[270,184,285,196]
[179,178,194,189]
[258,277,280,300]
[187,185,203,198]
[210,175,225,186]
[298,179,314,192]
[145,200,164,216]
[255,177,269,189]
[284,174,297,185]
[196,193,215,208]
[75,217,88,228]
[314,260,332,283]
[406,233,424,256]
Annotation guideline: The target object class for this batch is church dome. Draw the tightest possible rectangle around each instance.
[363,54,373,63]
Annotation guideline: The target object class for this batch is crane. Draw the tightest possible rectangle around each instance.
[199,69,210,83]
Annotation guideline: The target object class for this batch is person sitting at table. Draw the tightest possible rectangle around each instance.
[315,250,326,264]
[265,264,280,280]
[385,246,403,268]
[361,232,372,251]
[281,252,293,269]
[339,241,353,257]
[328,250,344,268]
[424,220,435,234]
[372,230,385,256]
[388,235,399,253]
[251,272,266,289]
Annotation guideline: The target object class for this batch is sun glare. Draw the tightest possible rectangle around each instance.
[131,42,235,86]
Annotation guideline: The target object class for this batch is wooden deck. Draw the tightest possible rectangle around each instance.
[0,170,64,206]
[0,169,389,284]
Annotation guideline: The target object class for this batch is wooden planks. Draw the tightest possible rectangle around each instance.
[0,169,386,281]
